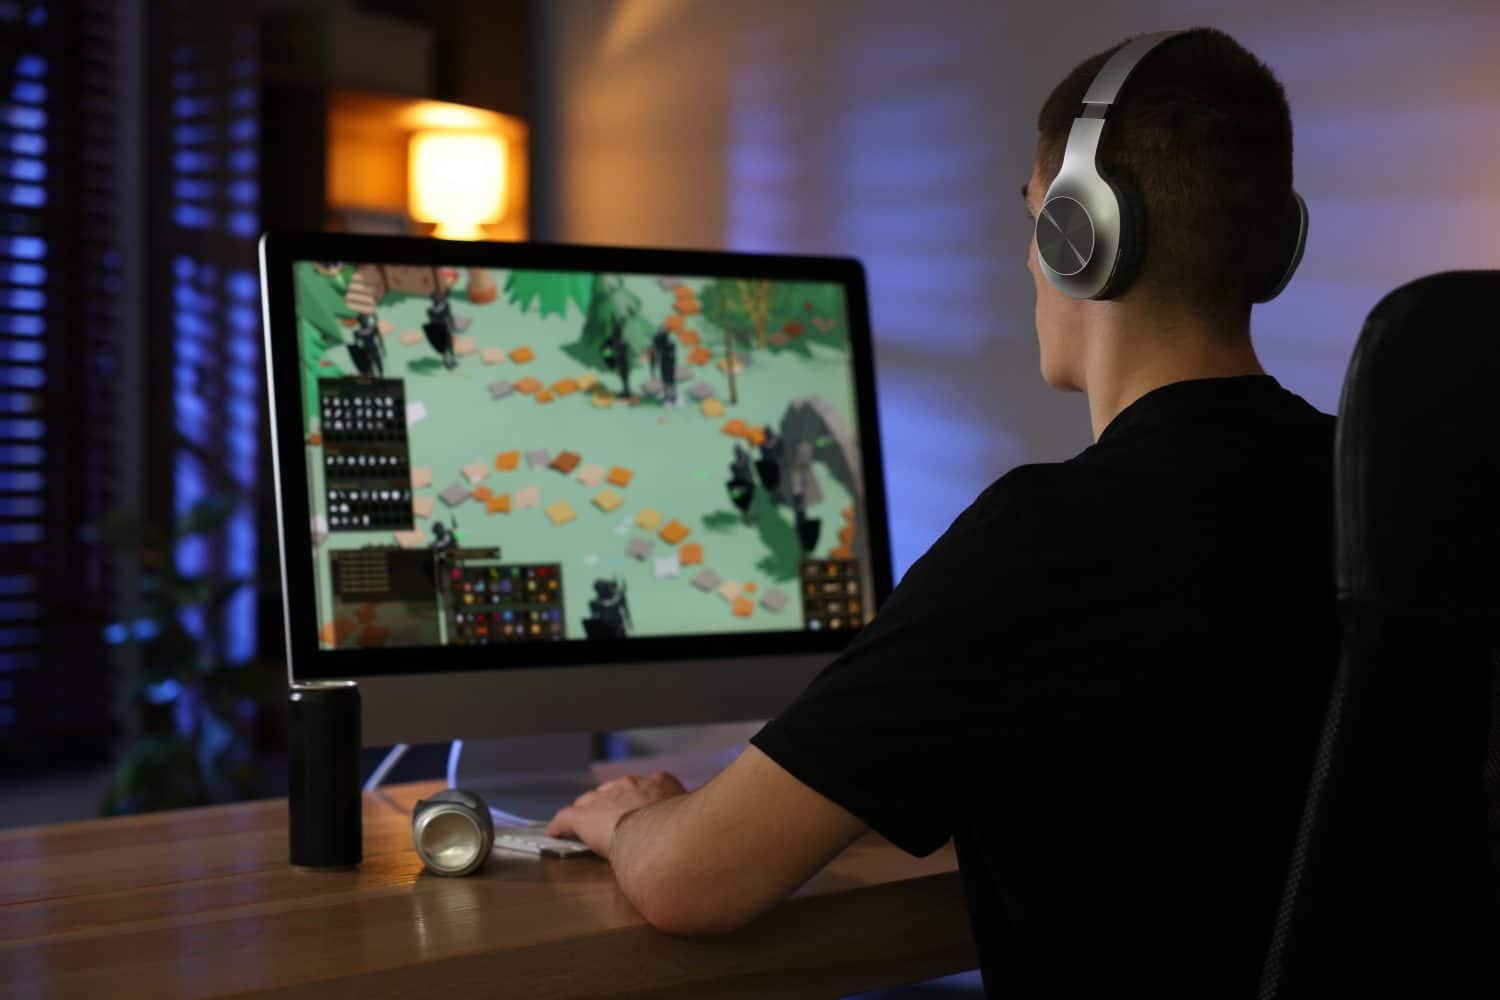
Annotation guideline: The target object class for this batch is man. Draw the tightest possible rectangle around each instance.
[546,29,1337,998]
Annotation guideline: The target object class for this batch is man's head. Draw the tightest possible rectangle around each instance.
[1024,29,1293,391]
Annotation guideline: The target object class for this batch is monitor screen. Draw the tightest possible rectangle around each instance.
[289,260,878,652]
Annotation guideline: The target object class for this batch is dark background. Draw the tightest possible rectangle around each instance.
[2,0,1496,832]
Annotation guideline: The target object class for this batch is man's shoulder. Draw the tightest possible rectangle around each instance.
[965,459,1110,529]
[931,461,1101,570]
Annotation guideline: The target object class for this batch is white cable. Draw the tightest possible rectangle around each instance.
[446,738,463,788]
[363,742,409,793]
[446,737,540,827]
[489,805,542,828]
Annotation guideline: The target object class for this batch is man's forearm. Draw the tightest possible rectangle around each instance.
[609,792,708,932]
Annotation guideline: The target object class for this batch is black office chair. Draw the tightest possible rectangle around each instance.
[1257,272,1500,999]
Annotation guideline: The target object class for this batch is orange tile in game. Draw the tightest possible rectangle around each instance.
[678,329,701,347]
[679,542,704,566]
[472,484,494,502]
[664,314,684,332]
[321,619,357,646]
[535,389,554,404]
[552,377,579,396]
[688,346,712,365]
[731,597,754,618]
[544,501,578,526]
[515,376,543,394]
[658,519,690,545]
[606,466,634,488]
[509,346,536,364]
[720,418,750,438]
[495,450,520,471]
[358,624,391,647]
[747,426,767,447]
[486,494,511,514]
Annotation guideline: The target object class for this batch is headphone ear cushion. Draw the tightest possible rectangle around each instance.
[1252,191,1308,303]
[1095,173,1147,299]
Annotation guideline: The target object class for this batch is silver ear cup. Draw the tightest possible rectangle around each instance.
[413,790,494,876]
[1036,196,1096,277]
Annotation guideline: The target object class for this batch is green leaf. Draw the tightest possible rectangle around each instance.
[504,270,593,318]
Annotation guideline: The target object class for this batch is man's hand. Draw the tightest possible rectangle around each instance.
[545,771,687,858]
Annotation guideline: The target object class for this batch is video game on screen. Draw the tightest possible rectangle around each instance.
[294,262,874,650]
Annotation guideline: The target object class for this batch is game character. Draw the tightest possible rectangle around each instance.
[423,286,458,369]
[582,578,632,640]
[600,317,632,397]
[755,427,782,493]
[430,520,459,557]
[649,326,679,405]
[791,489,822,554]
[727,445,755,524]
[349,311,384,377]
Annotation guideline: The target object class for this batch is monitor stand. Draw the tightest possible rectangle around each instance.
[454,730,753,826]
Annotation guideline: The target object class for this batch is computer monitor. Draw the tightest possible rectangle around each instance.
[260,233,892,747]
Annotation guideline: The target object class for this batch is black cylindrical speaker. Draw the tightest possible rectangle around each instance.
[288,680,362,869]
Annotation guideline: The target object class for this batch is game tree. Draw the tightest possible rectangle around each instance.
[504,271,654,379]
[699,280,846,357]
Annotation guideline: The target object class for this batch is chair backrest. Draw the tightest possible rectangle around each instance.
[1257,271,1500,999]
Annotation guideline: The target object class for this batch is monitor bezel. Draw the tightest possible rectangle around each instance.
[260,231,894,683]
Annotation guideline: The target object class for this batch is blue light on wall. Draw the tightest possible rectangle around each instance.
[723,25,1018,578]
[0,37,44,630]
[167,33,261,665]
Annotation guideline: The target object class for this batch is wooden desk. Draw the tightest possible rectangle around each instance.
[0,781,975,998]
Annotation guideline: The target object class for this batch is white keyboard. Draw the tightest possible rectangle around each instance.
[493,824,592,858]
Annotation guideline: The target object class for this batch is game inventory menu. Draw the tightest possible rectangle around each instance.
[799,558,864,631]
[443,562,566,644]
[327,547,443,648]
[319,377,413,531]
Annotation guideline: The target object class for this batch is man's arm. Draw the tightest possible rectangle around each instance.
[545,745,867,935]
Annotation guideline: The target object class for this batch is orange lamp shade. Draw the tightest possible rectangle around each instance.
[408,131,508,240]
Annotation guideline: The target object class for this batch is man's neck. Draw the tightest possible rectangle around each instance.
[1081,301,1264,440]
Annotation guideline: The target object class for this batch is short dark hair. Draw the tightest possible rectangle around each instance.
[1036,29,1293,311]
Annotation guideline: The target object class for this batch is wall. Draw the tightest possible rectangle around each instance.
[532,0,1500,575]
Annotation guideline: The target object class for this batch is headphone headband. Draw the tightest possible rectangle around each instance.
[1081,30,1185,108]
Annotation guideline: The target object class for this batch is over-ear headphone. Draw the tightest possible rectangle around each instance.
[1035,30,1308,302]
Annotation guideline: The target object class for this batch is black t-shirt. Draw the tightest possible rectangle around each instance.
[752,375,1339,999]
